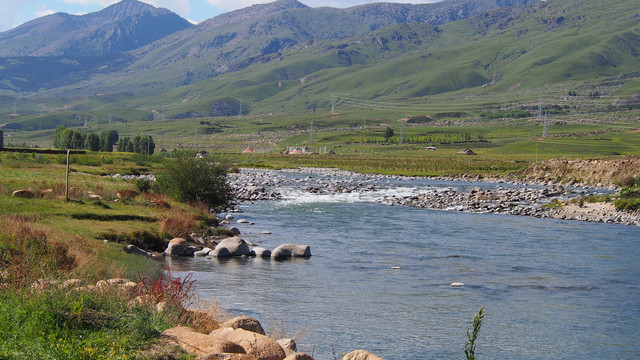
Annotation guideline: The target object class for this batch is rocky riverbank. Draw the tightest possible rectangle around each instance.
[227,167,640,227]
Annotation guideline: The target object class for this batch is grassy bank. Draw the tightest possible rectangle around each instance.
[0,151,226,359]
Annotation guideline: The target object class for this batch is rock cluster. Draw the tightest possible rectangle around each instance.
[378,185,640,226]
[164,236,311,261]
[162,315,384,360]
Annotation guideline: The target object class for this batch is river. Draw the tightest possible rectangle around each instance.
[164,171,640,360]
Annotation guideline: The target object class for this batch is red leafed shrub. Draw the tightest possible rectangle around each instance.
[137,270,195,308]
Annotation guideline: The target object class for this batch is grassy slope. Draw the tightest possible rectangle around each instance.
[0,152,230,359]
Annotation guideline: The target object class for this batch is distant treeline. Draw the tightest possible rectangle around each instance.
[53,126,155,155]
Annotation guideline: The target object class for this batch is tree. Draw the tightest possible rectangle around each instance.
[71,131,85,149]
[85,133,100,151]
[156,156,234,210]
[384,127,394,142]
[99,130,118,152]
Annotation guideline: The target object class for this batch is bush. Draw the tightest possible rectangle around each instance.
[615,186,640,211]
[135,179,152,193]
[156,156,234,211]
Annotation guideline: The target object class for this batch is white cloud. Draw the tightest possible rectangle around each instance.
[35,9,57,17]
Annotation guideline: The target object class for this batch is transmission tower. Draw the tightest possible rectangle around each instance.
[331,95,336,114]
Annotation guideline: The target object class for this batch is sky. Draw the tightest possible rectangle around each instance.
[0,0,440,32]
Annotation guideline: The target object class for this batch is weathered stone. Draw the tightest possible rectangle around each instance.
[165,238,188,256]
[271,244,311,260]
[209,328,286,360]
[210,247,232,258]
[214,237,251,257]
[221,316,265,335]
[12,189,33,198]
[342,350,384,360]
[162,326,247,356]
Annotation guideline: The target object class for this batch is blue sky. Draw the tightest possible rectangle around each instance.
[0,0,439,32]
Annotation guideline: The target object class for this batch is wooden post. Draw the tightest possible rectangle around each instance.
[65,150,70,202]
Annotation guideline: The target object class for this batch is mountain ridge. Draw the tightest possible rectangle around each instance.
[0,0,192,57]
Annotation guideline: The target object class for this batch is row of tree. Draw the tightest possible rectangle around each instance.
[53,127,119,152]
[116,135,155,155]
[53,126,155,155]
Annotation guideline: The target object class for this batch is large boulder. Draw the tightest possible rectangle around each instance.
[162,326,246,356]
[221,316,265,335]
[210,328,286,360]
[165,238,189,256]
[342,350,384,360]
[212,237,251,257]
[271,244,311,260]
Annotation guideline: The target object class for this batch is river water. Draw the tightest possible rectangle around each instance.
[164,172,640,360]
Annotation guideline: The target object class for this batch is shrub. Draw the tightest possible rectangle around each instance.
[135,178,152,193]
[156,156,234,211]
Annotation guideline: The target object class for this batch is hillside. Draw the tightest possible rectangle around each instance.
[98,0,640,118]
[0,0,535,95]
[0,0,639,127]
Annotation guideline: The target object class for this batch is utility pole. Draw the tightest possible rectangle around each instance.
[543,110,548,138]
[310,118,314,141]
[194,122,197,149]
[331,95,336,114]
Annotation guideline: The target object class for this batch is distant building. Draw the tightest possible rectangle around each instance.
[425,146,436,151]
[243,146,254,153]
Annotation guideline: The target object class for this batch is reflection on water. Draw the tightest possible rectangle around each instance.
[165,184,640,360]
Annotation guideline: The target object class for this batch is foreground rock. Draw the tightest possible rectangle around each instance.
[221,316,265,335]
[343,350,384,360]
[210,328,286,360]
[162,326,247,357]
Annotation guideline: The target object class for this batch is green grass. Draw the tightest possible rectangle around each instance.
[0,289,181,360]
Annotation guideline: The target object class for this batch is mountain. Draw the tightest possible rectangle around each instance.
[67,0,538,92]
[1,0,639,121]
[119,0,639,117]
[0,0,192,57]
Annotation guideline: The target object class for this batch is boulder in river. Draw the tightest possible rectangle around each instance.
[165,238,188,256]
[271,244,311,260]
[211,237,251,257]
